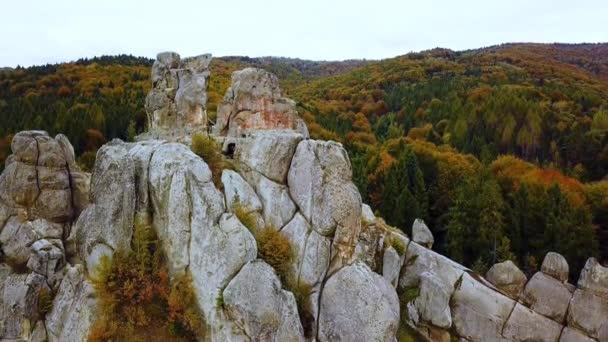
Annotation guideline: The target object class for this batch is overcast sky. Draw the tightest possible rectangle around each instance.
[1,0,607,67]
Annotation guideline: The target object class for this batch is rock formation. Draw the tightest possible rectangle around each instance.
[212,67,309,138]
[1,53,606,342]
[145,51,212,137]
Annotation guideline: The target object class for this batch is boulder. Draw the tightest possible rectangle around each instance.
[413,272,452,329]
[149,142,225,275]
[382,247,402,288]
[361,203,376,225]
[559,327,596,342]
[0,273,48,340]
[318,263,399,342]
[412,219,433,248]
[451,272,515,341]
[399,241,468,293]
[45,265,98,342]
[541,252,569,282]
[222,261,305,341]
[288,140,362,271]
[213,67,309,138]
[26,239,65,287]
[0,216,37,265]
[485,260,527,298]
[502,303,563,341]
[69,141,136,271]
[221,169,262,213]
[577,257,608,298]
[235,131,303,184]
[567,288,608,339]
[189,213,257,339]
[256,175,296,230]
[520,272,573,322]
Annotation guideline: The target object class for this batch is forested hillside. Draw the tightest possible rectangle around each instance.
[1,43,606,278]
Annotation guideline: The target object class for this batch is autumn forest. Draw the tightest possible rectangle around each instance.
[1,43,606,280]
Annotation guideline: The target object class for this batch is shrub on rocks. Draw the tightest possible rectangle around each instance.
[191,132,233,188]
[89,216,205,341]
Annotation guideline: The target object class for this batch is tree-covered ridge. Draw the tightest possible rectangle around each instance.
[0,43,606,277]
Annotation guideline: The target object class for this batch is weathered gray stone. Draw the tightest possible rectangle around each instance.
[412,219,433,248]
[486,260,527,298]
[559,327,596,342]
[69,141,135,272]
[318,263,399,342]
[361,203,376,225]
[222,169,262,213]
[213,68,309,138]
[451,272,515,342]
[223,261,305,341]
[577,257,608,298]
[189,213,257,340]
[256,175,296,230]
[382,247,402,287]
[520,272,572,322]
[502,303,563,342]
[567,288,608,339]
[0,216,37,265]
[414,272,452,329]
[541,252,570,282]
[235,131,303,184]
[46,265,98,342]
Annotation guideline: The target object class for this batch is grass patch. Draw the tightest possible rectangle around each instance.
[37,287,54,318]
[386,235,407,256]
[89,215,205,341]
[191,132,233,189]
[233,203,258,232]
[256,228,293,281]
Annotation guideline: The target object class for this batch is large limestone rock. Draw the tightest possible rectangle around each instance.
[222,261,305,341]
[412,272,452,329]
[213,67,309,138]
[145,52,212,134]
[45,265,98,342]
[0,273,48,340]
[149,142,225,275]
[450,273,515,341]
[559,327,597,342]
[288,140,362,271]
[318,263,399,342]
[69,141,135,273]
[485,260,527,298]
[567,288,608,339]
[577,257,608,298]
[520,272,573,322]
[222,169,262,213]
[501,303,563,341]
[189,213,257,340]
[541,252,570,282]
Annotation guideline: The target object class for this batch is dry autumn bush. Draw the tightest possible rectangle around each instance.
[89,215,205,341]
[191,132,233,189]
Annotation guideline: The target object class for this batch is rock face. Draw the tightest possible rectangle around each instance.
[145,51,212,134]
[213,67,309,138]
[0,131,90,340]
[0,55,604,342]
[318,263,399,342]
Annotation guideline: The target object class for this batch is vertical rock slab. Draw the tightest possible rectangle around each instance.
[145,52,212,133]
[45,265,98,342]
[450,273,515,341]
[223,261,305,341]
[502,303,563,341]
[318,263,399,342]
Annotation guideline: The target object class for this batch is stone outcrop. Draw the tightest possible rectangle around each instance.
[0,131,90,340]
[213,67,309,138]
[145,51,212,136]
[1,54,605,342]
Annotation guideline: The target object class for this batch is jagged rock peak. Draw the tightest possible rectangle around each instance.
[144,51,212,135]
[212,67,309,138]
